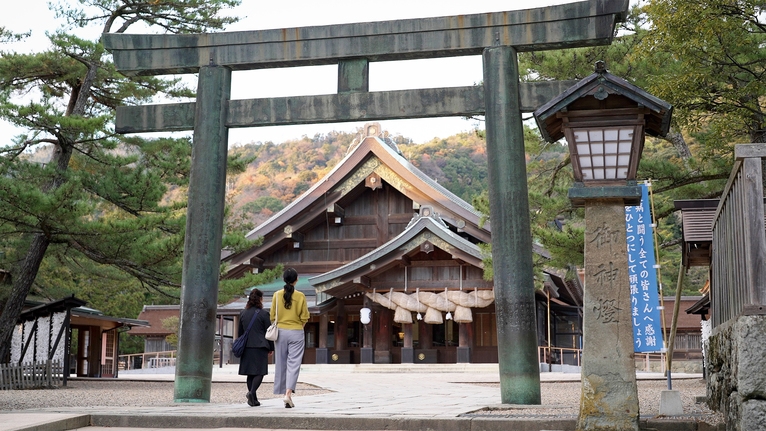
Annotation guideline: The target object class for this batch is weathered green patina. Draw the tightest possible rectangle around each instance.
[483,45,542,404]
[102,1,628,75]
[173,65,231,403]
[114,82,578,133]
[103,0,629,403]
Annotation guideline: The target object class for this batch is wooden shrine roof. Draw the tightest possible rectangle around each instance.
[221,128,491,275]
[309,209,487,298]
[674,199,719,268]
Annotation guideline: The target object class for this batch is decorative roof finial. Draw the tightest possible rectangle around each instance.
[364,122,381,137]
[595,61,607,74]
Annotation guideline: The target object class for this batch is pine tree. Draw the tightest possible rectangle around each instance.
[490,2,765,293]
[0,0,242,362]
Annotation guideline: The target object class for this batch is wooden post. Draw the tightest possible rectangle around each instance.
[374,308,392,363]
[361,297,374,363]
[666,262,686,385]
[319,314,329,348]
[402,323,414,363]
[418,321,432,349]
[457,322,472,363]
[76,328,87,377]
[334,299,348,350]
[316,313,329,364]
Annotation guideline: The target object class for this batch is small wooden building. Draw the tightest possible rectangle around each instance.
[130,305,181,354]
[662,296,706,361]
[221,123,582,364]
[672,198,717,365]
[14,296,148,379]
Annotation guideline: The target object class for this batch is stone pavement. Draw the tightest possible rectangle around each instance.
[1,364,718,431]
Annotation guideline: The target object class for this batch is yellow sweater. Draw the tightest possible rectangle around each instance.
[270,289,309,330]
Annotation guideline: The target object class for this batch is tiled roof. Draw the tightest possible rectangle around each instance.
[128,305,179,336]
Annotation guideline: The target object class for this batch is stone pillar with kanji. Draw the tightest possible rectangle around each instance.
[577,200,639,431]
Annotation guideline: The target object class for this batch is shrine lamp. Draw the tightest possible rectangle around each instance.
[533,61,673,206]
[360,307,371,325]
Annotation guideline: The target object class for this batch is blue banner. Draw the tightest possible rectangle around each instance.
[625,183,664,353]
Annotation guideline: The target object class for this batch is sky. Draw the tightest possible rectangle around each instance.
[1,0,577,146]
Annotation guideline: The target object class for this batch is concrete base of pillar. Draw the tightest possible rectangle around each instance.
[457,347,471,363]
[360,347,373,364]
[315,348,329,364]
[659,390,684,416]
[401,347,414,363]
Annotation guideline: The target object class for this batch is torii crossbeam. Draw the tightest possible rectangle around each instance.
[103,0,629,404]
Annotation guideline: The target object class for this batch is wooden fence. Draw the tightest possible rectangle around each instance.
[0,360,64,390]
[118,350,177,371]
[711,144,766,328]
[538,346,582,367]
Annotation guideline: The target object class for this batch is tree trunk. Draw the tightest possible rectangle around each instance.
[0,65,87,362]
[0,234,51,362]
[0,139,74,361]
[665,129,692,159]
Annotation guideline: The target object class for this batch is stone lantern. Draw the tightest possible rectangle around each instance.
[534,61,672,431]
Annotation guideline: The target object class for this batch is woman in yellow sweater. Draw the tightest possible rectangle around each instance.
[270,267,310,408]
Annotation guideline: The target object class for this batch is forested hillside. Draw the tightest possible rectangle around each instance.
[225,128,491,228]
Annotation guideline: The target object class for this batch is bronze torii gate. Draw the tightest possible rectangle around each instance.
[103,0,629,404]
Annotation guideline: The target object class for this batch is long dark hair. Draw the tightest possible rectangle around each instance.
[246,288,263,309]
[282,267,298,309]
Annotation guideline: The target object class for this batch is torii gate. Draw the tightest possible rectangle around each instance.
[103,0,629,404]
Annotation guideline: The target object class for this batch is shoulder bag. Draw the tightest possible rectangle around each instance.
[232,309,258,358]
[265,293,279,341]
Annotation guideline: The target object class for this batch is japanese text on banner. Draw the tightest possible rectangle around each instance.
[625,183,664,353]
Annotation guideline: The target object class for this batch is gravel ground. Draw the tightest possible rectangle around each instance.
[466,378,725,426]
[0,380,327,411]
[0,377,724,427]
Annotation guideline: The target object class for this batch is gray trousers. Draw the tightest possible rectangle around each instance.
[273,328,305,394]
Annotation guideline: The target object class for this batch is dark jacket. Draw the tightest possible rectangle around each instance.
[238,307,274,350]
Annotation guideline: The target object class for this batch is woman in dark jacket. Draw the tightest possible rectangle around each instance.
[238,288,273,407]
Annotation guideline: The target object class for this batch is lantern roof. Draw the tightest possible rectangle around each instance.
[534,61,673,144]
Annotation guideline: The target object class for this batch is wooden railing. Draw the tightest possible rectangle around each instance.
[711,144,766,328]
[118,350,222,370]
[0,360,64,390]
[634,352,666,373]
[118,350,177,371]
[536,347,682,373]
[538,346,582,367]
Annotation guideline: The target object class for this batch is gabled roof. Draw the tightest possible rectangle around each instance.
[534,61,673,144]
[222,129,490,270]
[663,296,707,329]
[685,293,710,317]
[19,296,87,322]
[20,296,149,331]
[543,269,583,308]
[309,210,485,298]
[128,305,179,336]
[674,199,719,268]
[70,310,149,330]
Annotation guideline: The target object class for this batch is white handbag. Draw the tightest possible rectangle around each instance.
[265,293,279,341]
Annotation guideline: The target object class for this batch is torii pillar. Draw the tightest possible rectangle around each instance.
[484,45,540,402]
[174,66,231,402]
[103,0,629,403]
